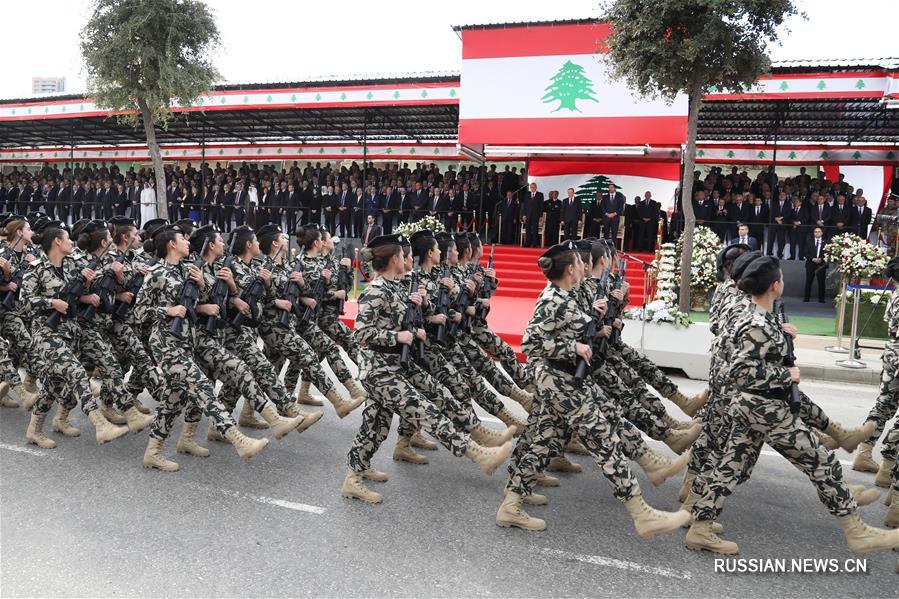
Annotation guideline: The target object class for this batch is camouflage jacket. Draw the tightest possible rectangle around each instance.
[0,239,38,313]
[522,282,590,366]
[133,260,196,335]
[728,303,793,395]
[884,289,899,342]
[354,275,410,374]
[230,256,269,323]
[22,255,81,338]
[261,257,294,323]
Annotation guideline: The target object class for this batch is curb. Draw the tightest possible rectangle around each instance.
[797,361,880,385]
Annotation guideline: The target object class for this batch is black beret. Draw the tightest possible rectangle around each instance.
[717,243,750,272]
[81,220,108,236]
[0,213,25,228]
[26,211,46,225]
[174,219,197,235]
[409,230,434,244]
[108,216,135,227]
[367,234,405,250]
[574,239,593,252]
[540,240,577,260]
[730,250,762,282]
[155,224,188,238]
[70,219,91,239]
[739,255,781,287]
[189,224,219,254]
[37,220,68,234]
[434,232,455,243]
[227,225,255,246]
[885,256,899,279]
[256,224,282,240]
[141,218,168,234]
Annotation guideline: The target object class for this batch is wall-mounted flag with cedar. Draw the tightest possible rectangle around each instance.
[541,60,598,113]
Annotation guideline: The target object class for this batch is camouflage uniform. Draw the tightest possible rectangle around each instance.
[0,337,20,384]
[862,290,899,445]
[346,275,471,473]
[0,241,43,383]
[133,260,236,440]
[504,283,640,502]
[693,304,857,522]
[21,256,98,416]
[317,250,359,363]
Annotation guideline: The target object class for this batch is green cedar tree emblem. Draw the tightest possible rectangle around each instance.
[816,80,826,90]
[385,147,393,154]
[542,60,598,113]
[727,151,736,158]
[574,175,618,209]
[449,89,457,97]
[852,151,861,159]
[393,91,400,99]
[366,92,373,100]
[855,79,866,89]
[779,81,789,91]
[788,151,797,159]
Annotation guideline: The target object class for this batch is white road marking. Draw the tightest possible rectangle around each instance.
[196,483,326,515]
[542,548,692,580]
[0,442,54,457]
[760,449,853,468]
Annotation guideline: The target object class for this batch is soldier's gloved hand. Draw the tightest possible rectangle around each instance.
[396,330,414,345]
[430,313,447,326]
[197,303,220,317]
[274,299,293,312]
[289,271,305,286]
[300,297,317,310]
[575,342,593,363]
[232,297,251,316]
[335,290,346,300]
[593,298,608,316]
[783,323,798,339]
[598,325,613,338]
[50,299,68,314]
[167,305,187,318]
[788,366,801,383]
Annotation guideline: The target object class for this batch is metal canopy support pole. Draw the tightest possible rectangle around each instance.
[480,159,487,241]
[362,109,368,241]
[201,121,207,224]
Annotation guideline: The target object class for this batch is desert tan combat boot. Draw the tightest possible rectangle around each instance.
[686,519,739,554]
[668,387,709,418]
[466,440,513,475]
[637,448,690,487]
[852,442,880,473]
[88,410,129,444]
[343,379,368,402]
[283,403,324,433]
[411,431,439,450]
[548,455,582,473]
[361,468,389,482]
[225,426,269,459]
[885,490,898,528]
[342,468,383,503]
[260,403,303,439]
[813,427,839,450]
[496,491,546,531]
[99,401,127,425]
[837,512,899,555]
[23,373,38,394]
[663,413,694,431]
[469,423,516,448]
[679,490,724,532]
[26,413,56,449]
[509,386,534,412]
[565,436,589,455]
[535,472,561,487]
[678,471,697,503]
[875,459,896,488]
[124,406,153,433]
[176,421,210,457]
[523,493,548,506]
[623,495,691,540]
[296,381,324,406]
[0,382,18,408]
[826,420,876,453]
[132,398,151,414]
[143,437,179,471]
[238,400,269,429]
[52,406,81,437]
[664,422,701,454]
[848,484,881,507]
[326,387,363,419]
[207,424,227,443]
[13,382,37,410]
[496,407,527,436]
[393,435,429,464]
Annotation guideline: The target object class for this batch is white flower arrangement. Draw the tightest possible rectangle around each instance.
[825,233,887,280]
[835,288,892,305]
[676,225,721,295]
[396,216,446,238]
[624,242,692,328]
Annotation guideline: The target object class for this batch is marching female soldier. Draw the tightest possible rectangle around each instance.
[21,224,128,447]
[134,224,268,471]
[343,234,512,504]
[685,255,898,555]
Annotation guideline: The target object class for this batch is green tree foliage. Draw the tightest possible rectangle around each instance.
[601,0,799,311]
[80,0,221,219]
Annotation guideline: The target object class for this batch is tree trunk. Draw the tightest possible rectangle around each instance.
[138,97,169,220]
[677,88,702,313]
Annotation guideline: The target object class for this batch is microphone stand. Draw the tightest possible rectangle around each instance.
[620,252,659,354]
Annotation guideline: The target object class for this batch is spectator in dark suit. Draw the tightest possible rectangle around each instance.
[361,214,382,245]
[309,185,323,227]
[854,196,873,240]
[561,187,582,241]
[353,188,365,236]
[455,184,476,232]
[726,193,752,239]
[748,196,768,244]
[299,180,314,226]
[599,184,625,245]
[543,190,561,246]
[496,190,519,244]
[57,180,72,224]
[166,180,180,221]
[410,182,429,222]
[395,185,412,226]
[692,190,712,227]
[233,181,248,228]
[381,185,398,234]
[809,194,831,236]
[321,186,335,235]
[634,191,660,251]
[710,197,730,243]
[803,226,827,302]
[788,195,808,260]
[285,183,300,234]
[729,224,759,250]
[767,191,793,258]
[335,183,352,237]
[363,185,382,224]
[830,194,854,237]
[72,180,85,222]
[521,183,544,247]
[101,180,115,220]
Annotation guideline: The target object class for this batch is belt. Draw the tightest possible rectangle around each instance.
[746,387,789,401]
[365,344,403,355]
[544,358,577,376]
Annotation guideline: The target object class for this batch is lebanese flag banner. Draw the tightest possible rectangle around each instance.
[459,23,687,146]
[528,160,681,211]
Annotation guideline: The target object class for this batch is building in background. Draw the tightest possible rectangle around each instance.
[31,77,65,94]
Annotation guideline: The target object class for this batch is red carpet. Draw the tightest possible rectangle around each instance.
[340,244,657,361]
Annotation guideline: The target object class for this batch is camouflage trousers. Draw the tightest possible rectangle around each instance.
[257,320,336,400]
[506,360,640,501]
[103,320,163,407]
[147,325,234,440]
[31,324,97,416]
[693,392,857,522]
[440,341,507,415]
[469,320,531,388]
[78,324,132,413]
[617,342,678,398]
[0,311,40,383]
[318,306,360,364]
[593,359,670,440]
[606,353,669,422]
[186,331,274,422]
[0,337,20,385]
[881,418,899,463]
[864,342,899,445]
[396,346,480,438]
[219,326,297,412]
[455,330,518,399]
[282,320,353,393]
[346,364,471,473]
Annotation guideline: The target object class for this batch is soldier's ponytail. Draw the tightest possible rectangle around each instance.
[538,251,578,281]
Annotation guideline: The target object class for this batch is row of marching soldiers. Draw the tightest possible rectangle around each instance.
[347,230,896,561]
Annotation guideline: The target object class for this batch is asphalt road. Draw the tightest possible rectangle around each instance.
[1,374,896,597]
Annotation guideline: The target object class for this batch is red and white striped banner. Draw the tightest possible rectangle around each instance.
[458,23,687,147]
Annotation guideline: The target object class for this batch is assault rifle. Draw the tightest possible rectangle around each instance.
[113,255,155,321]
[475,243,496,319]
[400,258,425,365]
[170,238,209,339]
[574,278,607,381]
[0,233,27,309]
[300,253,325,323]
[434,254,452,344]
[231,247,281,328]
[447,263,476,335]
[774,299,802,414]
[205,235,236,333]
[598,258,627,356]
[47,244,113,331]
[279,247,305,328]
[80,252,126,320]
[335,245,351,315]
